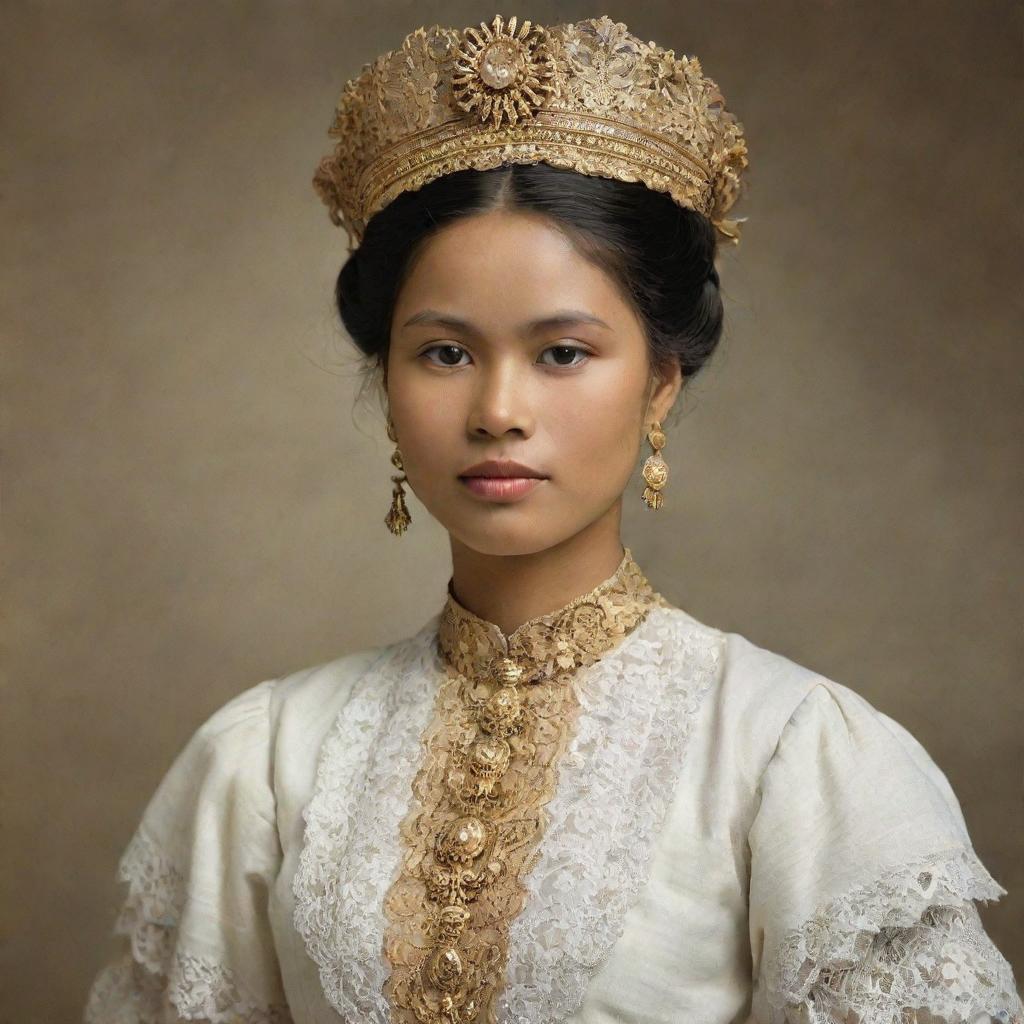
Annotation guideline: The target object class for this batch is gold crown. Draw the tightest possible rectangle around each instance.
[314,14,749,251]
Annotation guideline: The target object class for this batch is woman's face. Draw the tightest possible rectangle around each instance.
[385,208,680,557]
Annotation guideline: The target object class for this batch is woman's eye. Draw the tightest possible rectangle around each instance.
[422,344,471,367]
[538,344,589,368]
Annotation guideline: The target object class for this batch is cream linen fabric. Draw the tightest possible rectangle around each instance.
[84,605,1023,1024]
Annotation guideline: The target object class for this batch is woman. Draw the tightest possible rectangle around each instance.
[84,14,1022,1024]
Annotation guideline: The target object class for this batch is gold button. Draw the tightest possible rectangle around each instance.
[434,815,488,863]
[427,944,464,991]
[492,656,524,686]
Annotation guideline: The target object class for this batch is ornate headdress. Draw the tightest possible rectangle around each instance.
[314,14,749,252]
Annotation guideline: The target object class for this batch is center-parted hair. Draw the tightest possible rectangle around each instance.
[333,162,725,385]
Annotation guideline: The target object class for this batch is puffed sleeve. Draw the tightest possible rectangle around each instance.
[83,680,294,1024]
[748,681,1023,1024]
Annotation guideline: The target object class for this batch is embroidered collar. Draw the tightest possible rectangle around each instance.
[437,547,665,683]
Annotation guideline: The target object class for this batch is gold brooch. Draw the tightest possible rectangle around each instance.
[452,15,559,129]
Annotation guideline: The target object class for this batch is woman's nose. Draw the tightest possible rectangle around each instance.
[466,361,535,439]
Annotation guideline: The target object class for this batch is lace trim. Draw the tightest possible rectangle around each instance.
[784,903,1024,1024]
[290,606,725,1023]
[85,831,292,1024]
[85,953,172,1024]
[291,624,443,1021]
[500,606,725,1021]
[765,846,1022,1024]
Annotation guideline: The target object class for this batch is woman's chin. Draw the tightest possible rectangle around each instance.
[447,516,576,559]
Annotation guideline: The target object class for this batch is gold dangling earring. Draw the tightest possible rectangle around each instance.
[641,421,668,510]
[384,420,412,536]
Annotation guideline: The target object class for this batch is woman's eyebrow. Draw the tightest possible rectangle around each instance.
[525,311,611,333]
[401,309,611,333]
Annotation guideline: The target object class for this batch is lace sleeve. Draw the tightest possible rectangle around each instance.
[790,902,1020,1024]
[83,681,294,1024]
[766,850,1023,1024]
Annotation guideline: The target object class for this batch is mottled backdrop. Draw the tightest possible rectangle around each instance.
[3,1,1021,1019]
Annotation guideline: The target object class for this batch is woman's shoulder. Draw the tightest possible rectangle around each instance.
[269,613,441,716]
[167,616,439,780]
[718,622,942,776]
[657,604,949,789]
[659,604,844,726]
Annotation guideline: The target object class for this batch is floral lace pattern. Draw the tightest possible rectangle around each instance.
[290,594,727,1023]
[291,625,443,1020]
[499,605,725,1021]
[84,831,293,1024]
[763,846,1023,1024]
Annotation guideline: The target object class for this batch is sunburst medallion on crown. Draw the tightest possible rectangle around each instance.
[451,15,559,129]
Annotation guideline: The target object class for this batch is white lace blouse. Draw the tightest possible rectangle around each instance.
[84,554,1022,1024]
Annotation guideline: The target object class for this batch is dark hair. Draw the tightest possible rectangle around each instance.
[335,162,724,385]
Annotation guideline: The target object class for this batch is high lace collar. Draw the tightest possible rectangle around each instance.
[436,547,666,683]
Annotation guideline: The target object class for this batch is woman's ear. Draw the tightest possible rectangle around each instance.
[646,358,683,426]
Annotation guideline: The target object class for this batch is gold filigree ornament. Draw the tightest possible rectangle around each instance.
[641,421,669,510]
[381,548,668,1024]
[314,14,750,253]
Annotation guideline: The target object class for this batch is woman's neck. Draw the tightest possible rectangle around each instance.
[447,508,627,636]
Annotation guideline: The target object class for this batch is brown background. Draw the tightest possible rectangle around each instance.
[3,1,1022,1019]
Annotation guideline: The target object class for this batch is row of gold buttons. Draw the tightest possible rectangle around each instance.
[420,655,528,1021]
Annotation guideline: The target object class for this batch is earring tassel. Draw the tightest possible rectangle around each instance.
[642,486,664,510]
[385,476,412,535]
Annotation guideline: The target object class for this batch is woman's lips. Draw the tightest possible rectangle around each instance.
[459,476,545,501]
